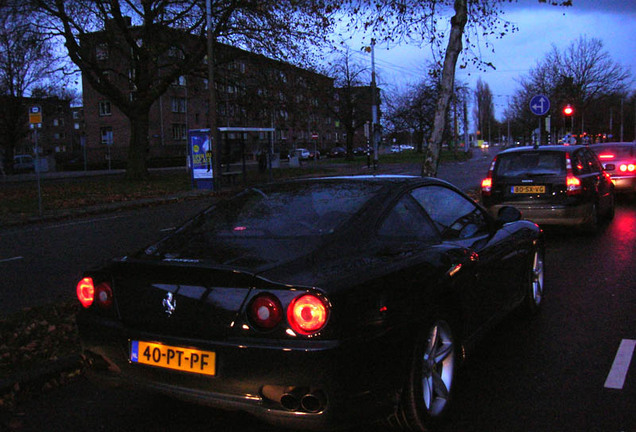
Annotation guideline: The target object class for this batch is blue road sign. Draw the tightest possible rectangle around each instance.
[529,95,550,116]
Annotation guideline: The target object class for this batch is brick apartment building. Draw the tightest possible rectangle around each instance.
[80,22,380,167]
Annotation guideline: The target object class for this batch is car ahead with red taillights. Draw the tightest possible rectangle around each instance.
[589,142,636,194]
[481,145,615,232]
[76,176,544,432]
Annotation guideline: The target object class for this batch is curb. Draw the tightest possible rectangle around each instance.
[0,190,216,229]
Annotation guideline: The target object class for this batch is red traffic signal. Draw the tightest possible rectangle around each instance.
[563,105,574,116]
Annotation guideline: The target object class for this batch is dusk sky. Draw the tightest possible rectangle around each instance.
[343,0,636,119]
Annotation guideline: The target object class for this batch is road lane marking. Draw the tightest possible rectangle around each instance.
[44,215,126,230]
[0,256,24,264]
[160,227,176,232]
[604,339,635,390]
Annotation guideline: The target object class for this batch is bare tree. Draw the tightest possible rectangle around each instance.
[0,2,66,171]
[385,70,441,153]
[512,36,632,141]
[341,0,571,176]
[473,78,495,143]
[28,0,336,180]
[326,48,371,159]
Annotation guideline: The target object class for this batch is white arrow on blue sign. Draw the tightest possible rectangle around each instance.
[529,95,550,116]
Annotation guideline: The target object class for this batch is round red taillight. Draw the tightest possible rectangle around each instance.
[77,277,95,308]
[287,294,329,335]
[95,282,113,308]
[248,293,283,330]
[77,278,113,309]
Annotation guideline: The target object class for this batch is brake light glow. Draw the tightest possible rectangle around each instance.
[287,294,329,335]
[619,163,635,173]
[77,277,95,308]
[481,177,492,193]
[599,153,615,160]
[76,277,113,309]
[248,293,283,330]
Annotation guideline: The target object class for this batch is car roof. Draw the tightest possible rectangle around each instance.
[589,142,635,147]
[284,174,459,191]
[499,145,586,155]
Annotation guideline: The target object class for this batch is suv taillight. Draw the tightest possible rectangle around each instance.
[481,157,497,196]
[565,153,582,196]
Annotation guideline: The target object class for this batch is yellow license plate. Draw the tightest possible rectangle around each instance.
[512,185,545,194]
[130,341,216,376]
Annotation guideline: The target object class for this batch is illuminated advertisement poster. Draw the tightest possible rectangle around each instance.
[189,129,213,180]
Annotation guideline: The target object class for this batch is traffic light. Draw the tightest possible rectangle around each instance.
[563,105,574,116]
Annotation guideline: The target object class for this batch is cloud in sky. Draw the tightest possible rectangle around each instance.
[361,0,636,118]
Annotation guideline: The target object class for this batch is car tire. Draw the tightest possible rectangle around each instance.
[581,202,599,233]
[522,248,545,315]
[391,318,457,431]
[604,191,615,221]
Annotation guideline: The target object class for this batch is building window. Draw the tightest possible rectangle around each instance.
[171,97,186,113]
[168,46,184,59]
[99,101,112,116]
[172,124,187,141]
[73,111,80,119]
[101,127,113,146]
[96,43,108,60]
[74,122,80,130]
[173,76,186,86]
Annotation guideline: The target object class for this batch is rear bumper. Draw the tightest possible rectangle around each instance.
[78,314,404,431]
[486,201,593,226]
[609,176,636,192]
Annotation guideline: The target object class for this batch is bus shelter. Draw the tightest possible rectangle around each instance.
[188,127,275,190]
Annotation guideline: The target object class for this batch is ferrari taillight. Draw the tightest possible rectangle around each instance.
[287,294,329,336]
[248,293,283,330]
[76,277,113,309]
[77,277,95,308]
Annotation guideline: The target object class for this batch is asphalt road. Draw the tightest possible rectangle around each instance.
[2,149,634,431]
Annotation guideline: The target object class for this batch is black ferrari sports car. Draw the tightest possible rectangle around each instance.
[76,175,545,431]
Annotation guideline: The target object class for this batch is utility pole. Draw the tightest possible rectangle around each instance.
[620,98,624,142]
[206,0,221,191]
[370,39,378,170]
[463,99,469,153]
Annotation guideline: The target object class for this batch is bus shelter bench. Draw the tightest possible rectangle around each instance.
[221,171,242,185]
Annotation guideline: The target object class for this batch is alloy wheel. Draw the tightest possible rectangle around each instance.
[531,250,544,306]
[421,320,455,417]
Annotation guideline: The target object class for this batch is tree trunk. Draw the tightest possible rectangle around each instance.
[421,0,468,177]
[126,112,150,180]
[345,126,355,160]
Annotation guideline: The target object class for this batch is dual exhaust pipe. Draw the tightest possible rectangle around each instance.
[280,387,326,413]
[262,385,326,413]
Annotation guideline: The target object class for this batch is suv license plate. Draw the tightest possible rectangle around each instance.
[512,185,545,194]
[130,341,216,376]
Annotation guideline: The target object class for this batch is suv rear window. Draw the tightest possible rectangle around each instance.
[495,152,565,178]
